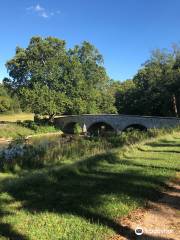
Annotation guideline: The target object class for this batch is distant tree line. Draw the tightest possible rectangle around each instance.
[1,36,180,118]
[113,47,180,117]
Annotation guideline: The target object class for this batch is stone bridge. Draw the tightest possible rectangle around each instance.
[54,114,180,134]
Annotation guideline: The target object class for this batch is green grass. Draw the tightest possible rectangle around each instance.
[0,112,34,122]
[0,123,34,138]
[0,131,180,239]
[0,123,60,139]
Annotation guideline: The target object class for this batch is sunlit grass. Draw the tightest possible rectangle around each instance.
[0,123,34,139]
[0,123,60,139]
[0,131,179,240]
[0,112,34,122]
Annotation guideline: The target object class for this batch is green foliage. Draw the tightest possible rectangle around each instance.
[73,123,82,135]
[1,127,179,171]
[0,135,106,171]
[0,122,58,139]
[20,83,67,120]
[0,96,11,113]
[0,140,46,171]
[115,46,180,116]
[19,120,38,131]
[5,36,116,117]
[0,123,33,139]
[4,38,180,117]
[113,80,137,114]
[0,84,21,113]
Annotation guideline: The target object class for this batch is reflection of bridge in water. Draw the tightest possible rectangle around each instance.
[54,114,180,134]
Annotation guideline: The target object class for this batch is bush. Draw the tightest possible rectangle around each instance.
[34,115,50,125]
[0,96,11,113]
[73,123,82,135]
[18,119,56,132]
[19,120,38,131]
[0,135,110,171]
[0,84,21,113]
[0,139,47,171]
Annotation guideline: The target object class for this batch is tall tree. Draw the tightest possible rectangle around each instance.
[68,41,116,113]
[5,36,117,118]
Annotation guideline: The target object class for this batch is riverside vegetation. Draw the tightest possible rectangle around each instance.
[0,127,180,239]
[0,119,59,139]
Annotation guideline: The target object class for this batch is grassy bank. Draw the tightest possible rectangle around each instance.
[0,129,168,171]
[0,123,34,139]
[0,122,60,139]
[0,130,179,240]
[0,112,60,139]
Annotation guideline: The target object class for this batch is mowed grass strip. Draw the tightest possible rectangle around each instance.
[0,112,34,122]
[0,132,180,240]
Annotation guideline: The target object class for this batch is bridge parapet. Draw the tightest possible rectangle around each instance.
[54,114,180,133]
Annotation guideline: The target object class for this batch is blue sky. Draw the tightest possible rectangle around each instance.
[1,0,180,81]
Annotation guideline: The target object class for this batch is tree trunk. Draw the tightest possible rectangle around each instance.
[172,94,178,117]
[49,114,55,123]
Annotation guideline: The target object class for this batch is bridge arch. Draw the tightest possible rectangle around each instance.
[63,121,80,134]
[87,121,115,135]
[123,123,147,132]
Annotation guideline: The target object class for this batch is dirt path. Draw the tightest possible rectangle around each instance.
[0,138,11,149]
[110,177,180,240]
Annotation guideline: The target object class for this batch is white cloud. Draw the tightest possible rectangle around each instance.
[35,4,44,12]
[26,4,60,19]
[40,11,48,18]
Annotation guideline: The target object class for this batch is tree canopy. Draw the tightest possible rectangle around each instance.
[3,37,180,118]
[114,47,180,117]
[0,84,20,113]
[5,36,116,119]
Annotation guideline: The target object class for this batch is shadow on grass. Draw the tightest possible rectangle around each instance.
[158,192,180,211]
[1,150,177,239]
[121,157,180,172]
[0,223,29,240]
[0,207,29,240]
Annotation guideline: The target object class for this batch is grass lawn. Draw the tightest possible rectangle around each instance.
[0,132,179,240]
[0,123,34,139]
[0,123,60,139]
[0,112,34,122]
[0,123,61,139]
[0,113,61,139]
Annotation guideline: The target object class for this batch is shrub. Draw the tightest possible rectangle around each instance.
[73,123,82,135]
[18,120,56,132]
[20,120,38,131]
[0,139,46,171]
